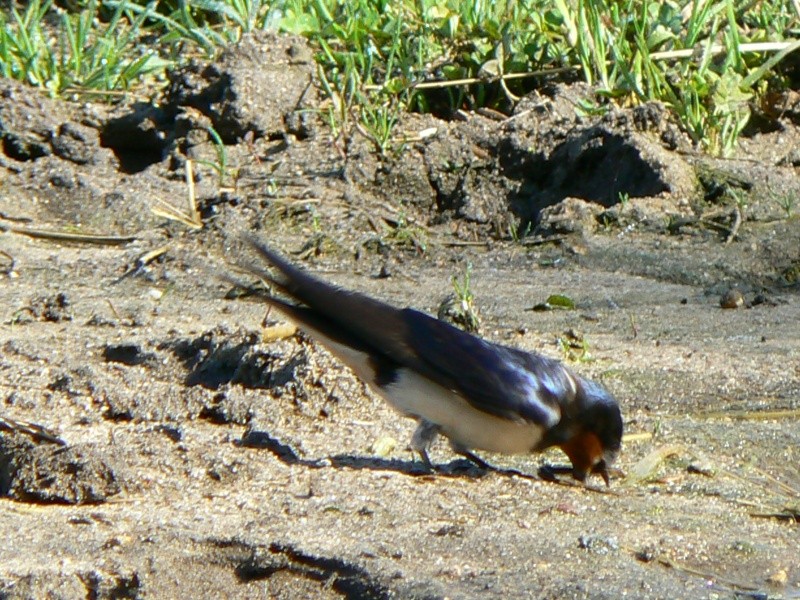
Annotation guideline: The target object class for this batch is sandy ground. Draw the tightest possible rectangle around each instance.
[1,32,799,600]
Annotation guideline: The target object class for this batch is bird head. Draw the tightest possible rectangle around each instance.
[558,380,623,485]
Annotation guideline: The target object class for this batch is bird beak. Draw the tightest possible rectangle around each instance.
[570,460,611,486]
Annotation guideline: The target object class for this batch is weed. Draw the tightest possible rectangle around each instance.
[1,0,797,154]
[773,194,796,219]
[437,263,481,333]
[383,213,427,253]
[557,329,592,363]
[194,126,239,190]
[728,188,749,212]
[0,0,168,97]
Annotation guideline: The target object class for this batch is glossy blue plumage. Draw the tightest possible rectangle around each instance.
[234,236,623,484]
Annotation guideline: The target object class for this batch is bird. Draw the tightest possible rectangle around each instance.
[232,236,623,485]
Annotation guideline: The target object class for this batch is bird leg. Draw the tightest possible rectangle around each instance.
[410,419,440,470]
[458,450,495,471]
[448,440,495,471]
[411,421,495,473]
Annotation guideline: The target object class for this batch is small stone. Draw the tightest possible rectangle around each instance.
[371,436,397,458]
[578,535,619,555]
[687,461,716,477]
[635,546,657,563]
[767,569,788,586]
[720,288,744,309]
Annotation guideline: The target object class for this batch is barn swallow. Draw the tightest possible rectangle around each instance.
[233,237,623,485]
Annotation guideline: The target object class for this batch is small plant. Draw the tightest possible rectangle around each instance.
[437,263,481,333]
[310,204,322,233]
[775,195,796,219]
[315,61,355,146]
[383,213,427,253]
[2,0,797,157]
[358,98,401,155]
[509,219,534,243]
[557,329,592,363]
[194,126,239,190]
[729,188,749,212]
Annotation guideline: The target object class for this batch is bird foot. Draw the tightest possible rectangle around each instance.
[537,464,574,481]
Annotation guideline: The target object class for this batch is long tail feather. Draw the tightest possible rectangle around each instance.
[236,236,416,366]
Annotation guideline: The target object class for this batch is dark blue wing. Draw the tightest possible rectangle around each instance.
[402,308,572,427]
[239,238,574,428]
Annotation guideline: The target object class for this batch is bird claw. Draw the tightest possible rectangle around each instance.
[539,463,612,486]
[537,464,571,481]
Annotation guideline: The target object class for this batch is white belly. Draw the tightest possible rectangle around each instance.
[292,327,552,455]
[379,368,548,454]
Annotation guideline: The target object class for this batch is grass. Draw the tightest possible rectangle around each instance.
[0,0,169,97]
[0,0,798,154]
[775,193,796,219]
[438,263,481,333]
[381,212,428,253]
[194,125,240,190]
[557,329,593,363]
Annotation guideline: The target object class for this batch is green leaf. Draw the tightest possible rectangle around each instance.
[546,294,576,309]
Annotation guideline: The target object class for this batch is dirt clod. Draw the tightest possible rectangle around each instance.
[1,435,119,504]
[720,288,746,309]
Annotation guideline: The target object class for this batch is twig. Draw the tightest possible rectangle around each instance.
[435,240,491,247]
[749,508,800,522]
[751,466,800,497]
[651,41,798,62]
[725,204,742,245]
[628,313,639,339]
[657,556,760,592]
[621,432,652,443]
[0,211,32,223]
[696,407,800,420]
[261,322,298,342]
[105,299,121,320]
[521,235,568,246]
[114,245,169,282]
[622,444,683,485]
[151,160,203,229]
[0,223,136,245]
[362,40,799,94]
[0,249,14,274]
[186,159,201,224]
[363,66,576,91]
[0,416,66,446]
